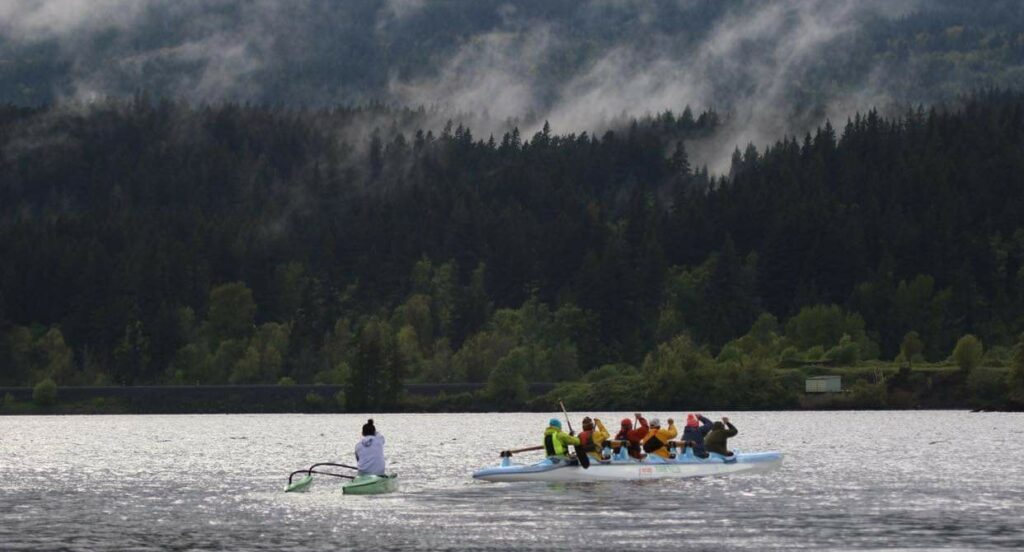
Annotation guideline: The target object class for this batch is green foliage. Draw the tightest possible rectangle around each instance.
[584,363,639,383]
[170,343,210,385]
[451,331,516,383]
[659,238,759,347]
[229,322,290,384]
[967,367,1008,404]
[1007,335,1024,404]
[207,283,256,343]
[347,317,403,411]
[313,363,349,385]
[32,378,57,407]
[304,392,326,410]
[642,335,713,408]
[900,331,925,367]
[1,326,33,385]
[485,348,529,409]
[396,295,433,353]
[113,319,150,385]
[804,345,825,362]
[847,380,888,409]
[786,305,869,352]
[278,376,296,386]
[952,334,984,371]
[825,334,860,366]
[34,327,74,384]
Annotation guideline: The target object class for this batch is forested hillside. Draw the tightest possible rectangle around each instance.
[2,92,1024,410]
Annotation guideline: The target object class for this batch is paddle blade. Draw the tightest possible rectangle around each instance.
[574,446,590,469]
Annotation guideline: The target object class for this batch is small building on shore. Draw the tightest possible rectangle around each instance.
[805,375,842,393]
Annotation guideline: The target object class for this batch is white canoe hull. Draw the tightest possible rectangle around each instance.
[473,451,782,483]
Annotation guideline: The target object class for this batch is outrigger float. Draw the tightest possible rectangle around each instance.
[473,449,783,483]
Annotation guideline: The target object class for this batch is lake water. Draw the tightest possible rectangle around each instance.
[1,411,1022,550]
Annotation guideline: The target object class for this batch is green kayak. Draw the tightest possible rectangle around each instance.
[342,474,399,495]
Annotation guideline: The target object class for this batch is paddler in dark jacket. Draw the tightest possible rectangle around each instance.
[704,417,738,456]
[614,413,649,459]
[577,417,610,460]
[680,413,713,458]
[543,418,580,459]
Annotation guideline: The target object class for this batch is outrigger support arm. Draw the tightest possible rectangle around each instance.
[287,469,355,485]
[287,462,360,485]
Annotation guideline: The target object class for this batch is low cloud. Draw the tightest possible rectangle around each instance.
[0,0,937,171]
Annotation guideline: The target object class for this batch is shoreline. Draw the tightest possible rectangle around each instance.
[2,383,1017,415]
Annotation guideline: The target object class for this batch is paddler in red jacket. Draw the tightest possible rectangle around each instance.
[577,417,610,460]
[613,413,649,459]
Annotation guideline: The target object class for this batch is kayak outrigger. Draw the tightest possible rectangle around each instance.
[473,449,782,483]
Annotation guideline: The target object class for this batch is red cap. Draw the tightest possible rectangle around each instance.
[686,414,698,427]
[620,418,632,428]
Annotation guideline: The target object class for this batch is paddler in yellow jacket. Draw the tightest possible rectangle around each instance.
[641,418,677,458]
[577,417,610,460]
[543,418,580,459]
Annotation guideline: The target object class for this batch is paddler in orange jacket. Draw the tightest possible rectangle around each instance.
[641,417,677,458]
[577,417,610,460]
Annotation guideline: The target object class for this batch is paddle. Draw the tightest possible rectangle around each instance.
[500,445,545,457]
[558,399,589,469]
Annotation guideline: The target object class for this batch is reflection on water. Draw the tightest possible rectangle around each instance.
[1,411,1022,550]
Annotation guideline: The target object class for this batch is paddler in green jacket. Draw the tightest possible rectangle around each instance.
[543,418,580,459]
[704,416,738,457]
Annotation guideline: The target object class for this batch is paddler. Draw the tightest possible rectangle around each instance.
[642,417,677,458]
[577,416,609,460]
[613,413,649,459]
[704,416,738,457]
[354,418,387,476]
[679,413,713,458]
[543,418,581,460]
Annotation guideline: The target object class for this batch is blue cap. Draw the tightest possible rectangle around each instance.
[549,418,562,429]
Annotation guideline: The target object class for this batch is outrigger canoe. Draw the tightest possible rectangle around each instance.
[473,450,782,483]
[284,462,399,494]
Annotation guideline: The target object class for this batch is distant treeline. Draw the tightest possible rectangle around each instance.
[1,91,1024,410]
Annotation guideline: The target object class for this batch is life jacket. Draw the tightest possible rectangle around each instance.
[544,433,559,456]
[544,427,571,457]
[614,429,643,458]
[578,430,595,451]
[642,433,664,453]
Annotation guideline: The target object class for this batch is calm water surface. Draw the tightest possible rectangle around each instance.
[1,411,1022,550]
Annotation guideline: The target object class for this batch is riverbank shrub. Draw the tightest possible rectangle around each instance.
[953,335,984,371]
[32,378,57,407]
[967,367,1008,405]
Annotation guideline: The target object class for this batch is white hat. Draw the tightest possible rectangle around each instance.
[650,417,661,427]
